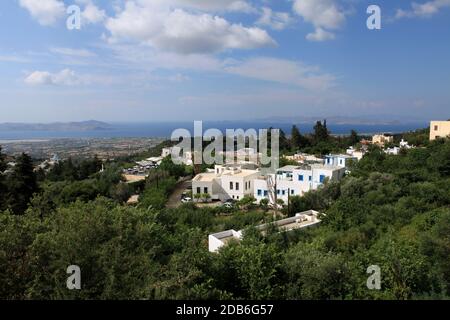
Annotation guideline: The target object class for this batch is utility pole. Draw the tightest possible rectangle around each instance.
[287,187,290,216]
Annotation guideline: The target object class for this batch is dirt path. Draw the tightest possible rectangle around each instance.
[166,177,192,208]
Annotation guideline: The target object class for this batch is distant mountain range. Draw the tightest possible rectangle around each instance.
[0,121,113,131]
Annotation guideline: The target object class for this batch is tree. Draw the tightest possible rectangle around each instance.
[276,198,285,209]
[7,153,38,214]
[194,193,202,203]
[260,198,269,212]
[25,199,166,299]
[0,146,7,210]
[0,146,6,173]
[283,244,353,299]
[313,120,329,143]
[291,125,302,151]
[278,129,290,151]
[203,193,211,203]
[159,157,186,179]
[238,195,256,211]
[290,125,309,151]
[111,182,132,203]
[349,130,359,146]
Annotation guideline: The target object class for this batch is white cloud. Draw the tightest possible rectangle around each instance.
[137,0,256,13]
[224,57,336,91]
[256,7,292,30]
[292,0,346,41]
[73,0,106,24]
[395,0,450,19]
[82,3,106,24]
[19,0,65,26]
[306,27,335,41]
[50,47,96,57]
[168,73,190,82]
[105,1,275,54]
[24,69,82,86]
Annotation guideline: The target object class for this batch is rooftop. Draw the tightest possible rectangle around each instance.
[192,172,217,182]
[326,154,357,159]
[277,165,299,172]
[222,169,259,178]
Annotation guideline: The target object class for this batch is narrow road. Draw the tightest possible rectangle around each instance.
[166,177,192,208]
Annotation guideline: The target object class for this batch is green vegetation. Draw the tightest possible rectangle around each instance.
[277,121,364,156]
[0,131,449,300]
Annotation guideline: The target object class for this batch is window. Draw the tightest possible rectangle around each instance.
[277,189,281,195]
[282,190,286,195]
[264,190,268,196]
[235,182,239,191]
[197,187,201,194]
[320,175,326,183]
[291,189,295,195]
[340,159,343,165]
[204,187,208,194]
[257,189,262,196]
[309,176,312,181]
[435,125,439,131]
[299,175,304,181]
[237,196,240,200]
[230,182,233,190]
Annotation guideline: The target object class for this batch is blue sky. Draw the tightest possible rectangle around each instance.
[0,0,449,123]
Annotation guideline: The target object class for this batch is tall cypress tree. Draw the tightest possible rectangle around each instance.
[0,146,7,211]
[8,153,38,214]
[291,125,302,151]
[290,125,310,151]
[313,120,329,143]
[349,129,359,146]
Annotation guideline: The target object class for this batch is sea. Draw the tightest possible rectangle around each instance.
[0,121,428,140]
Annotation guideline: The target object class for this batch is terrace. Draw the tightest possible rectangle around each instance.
[208,210,322,252]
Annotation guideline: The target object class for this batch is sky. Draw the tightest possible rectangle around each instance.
[0,0,449,123]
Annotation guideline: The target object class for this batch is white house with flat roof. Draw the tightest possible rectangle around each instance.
[346,147,365,161]
[325,154,358,169]
[192,164,260,201]
[208,210,321,252]
[254,164,346,204]
[284,153,324,164]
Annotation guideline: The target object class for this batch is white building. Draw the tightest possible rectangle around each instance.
[192,164,260,201]
[325,154,358,169]
[208,210,321,252]
[284,153,324,164]
[161,147,193,166]
[346,147,365,161]
[385,139,413,155]
[254,164,346,204]
[217,147,262,165]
